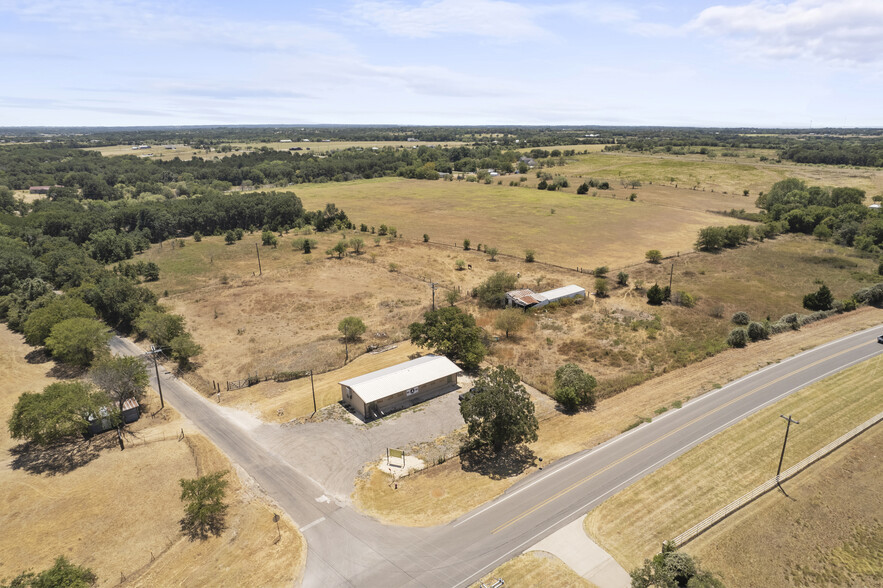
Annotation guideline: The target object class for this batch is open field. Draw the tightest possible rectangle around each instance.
[582,353,883,572]
[533,149,883,197]
[351,307,883,526]
[291,176,748,269]
[470,552,595,588]
[689,423,883,588]
[0,327,305,587]
[82,140,465,161]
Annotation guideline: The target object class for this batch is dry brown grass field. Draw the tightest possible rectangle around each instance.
[290,177,748,269]
[0,327,305,587]
[582,353,883,573]
[689,422,883,588]
[470,552,596,588]
[351,307,883,526]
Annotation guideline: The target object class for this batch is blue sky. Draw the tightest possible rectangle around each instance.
[1,0,881,127]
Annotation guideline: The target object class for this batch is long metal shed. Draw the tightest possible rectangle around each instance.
[340,355,461,420]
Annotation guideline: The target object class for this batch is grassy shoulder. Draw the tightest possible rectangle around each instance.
[352,308,883,526]
[689,423,883,588]
[470,552,596,588]
[0,326,305,587]
[582,352,883,572]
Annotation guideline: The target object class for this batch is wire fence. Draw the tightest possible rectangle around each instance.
[670,410,883,548]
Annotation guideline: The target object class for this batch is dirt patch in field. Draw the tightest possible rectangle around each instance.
[0,327,305,587]
[470,551,596,588]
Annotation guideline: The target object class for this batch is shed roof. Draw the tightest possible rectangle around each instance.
[507,289,547,306]
[540,284,586,299]
[340,355,461,404]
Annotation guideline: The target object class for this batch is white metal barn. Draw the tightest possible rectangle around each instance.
[506,284,586,308]
[340,355,461,420]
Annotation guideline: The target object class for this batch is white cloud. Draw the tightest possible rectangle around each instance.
[687,0,883,65]
[349,0,545,40]
[0,0,350,53]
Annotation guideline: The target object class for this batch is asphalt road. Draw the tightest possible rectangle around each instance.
[110,324,883,587]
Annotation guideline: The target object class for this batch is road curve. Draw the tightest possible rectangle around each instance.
[110,324,883,587]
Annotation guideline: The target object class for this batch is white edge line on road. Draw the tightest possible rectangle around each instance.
[452,346,883,588]
[451,325,882,528]
[301,517,326,533]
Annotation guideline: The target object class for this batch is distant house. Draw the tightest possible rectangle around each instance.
[340,355,461,421]
[518,156,537,167]
[506,285,586,309]
[279,139,292,143]
[869,203,881,210]
[87,398,140,435]
[28,186,52,194]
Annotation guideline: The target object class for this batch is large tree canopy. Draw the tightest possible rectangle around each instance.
[8,381,109,445]
[460,365,538,452]
[409,306,487,370]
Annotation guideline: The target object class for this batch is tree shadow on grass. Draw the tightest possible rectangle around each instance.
[45,362,88,380]
[460,445,536,480]
[24,348,52,364]
[9,435,116,476]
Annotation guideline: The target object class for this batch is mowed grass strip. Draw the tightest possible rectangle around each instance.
[583,353,883,571]
[470,552,596,588]
[688,423,883,588]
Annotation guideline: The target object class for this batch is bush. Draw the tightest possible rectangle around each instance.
[647,284,665,305]
[594,277,608,297]
[645,250,662,264]
[476,271,517,308]
[525,249,535,263]
[727,328,749,348]
[553,363,597,412]
[672,290,695,308]
[616,271,629,286]
[803,284,834,311]
[747,321,769,341]
[577,182,589,195]
[463,239,471,251]
[731,311,750,325]
[193,231,203,242]
[593,266,608,277]
[853,282,883,307]
[455,259,466,271]
[423,233,429,242]
[224,231,236,245]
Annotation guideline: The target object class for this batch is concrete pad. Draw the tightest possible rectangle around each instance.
[526,516,630,588]
[376,454,425,477]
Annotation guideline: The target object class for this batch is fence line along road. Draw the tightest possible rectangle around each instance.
[671,410,883,548]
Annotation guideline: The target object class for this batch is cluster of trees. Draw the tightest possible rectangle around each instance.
[694,225,751,252]
[780,139,883,167]
[1,555,97,588]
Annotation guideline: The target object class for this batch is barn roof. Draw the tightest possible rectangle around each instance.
[340,355,461,404]
[540,284,586,299]
[507,289,547,306]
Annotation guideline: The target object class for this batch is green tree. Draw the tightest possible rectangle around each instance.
[695,226,727,251]
[460,366,538,452]
[179,471,229,540]
[23,297,97,347]
[224,231,236,245]
[455,259,466,271]
[170,333,203,369]
[630,546,723,588]
[595,277,609,297]
[616,271,629,286]
[409,306,487,370]
[90,355,148,414]
[731,311,750,325]
[445,290,459,307]
[486,246,499,261]
[577,182,589,195]
[495,308,526,338]
[524,249,536,263]
[349,237,365,254]
[423,233,429,242]
[747,321,769,341]
[134,309,185,347]
[647,284,665,305]
[728,327,748,348]
[645,250,663,264]
[331,240,347,258]
[261,230,278,247]
[463,238,471,251]
[803,284,834,311]
[553,363,597,412]
[1,555,98,588]
[142,262,160,281]
[193,231,203,242]
[338,316,367,342]
[45,318,111,366]
[476,271,518,308]
[8,382,108,445]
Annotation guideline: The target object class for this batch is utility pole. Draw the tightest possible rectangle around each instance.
[668,262,674,292]
[777,414,800,489]
[310,369,317,414]
[430,280,438,311]
[255,243,262,276]
[147,345,165,409]
[343,323,349,364]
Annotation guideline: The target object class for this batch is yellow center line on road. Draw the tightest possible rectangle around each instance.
[490,340,873,535]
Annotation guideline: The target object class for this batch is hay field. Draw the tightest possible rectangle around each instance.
[582,353,883,572]
[351,308,883,526]
[290,176,746,269]
[0,327,304,587]
[689,422,883,588]
[548,150,883,197]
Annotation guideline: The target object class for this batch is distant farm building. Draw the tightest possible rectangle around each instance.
[340,355,461,420]
[28,186,52,194]
[87,398,140,435]
[506,284,586,309]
